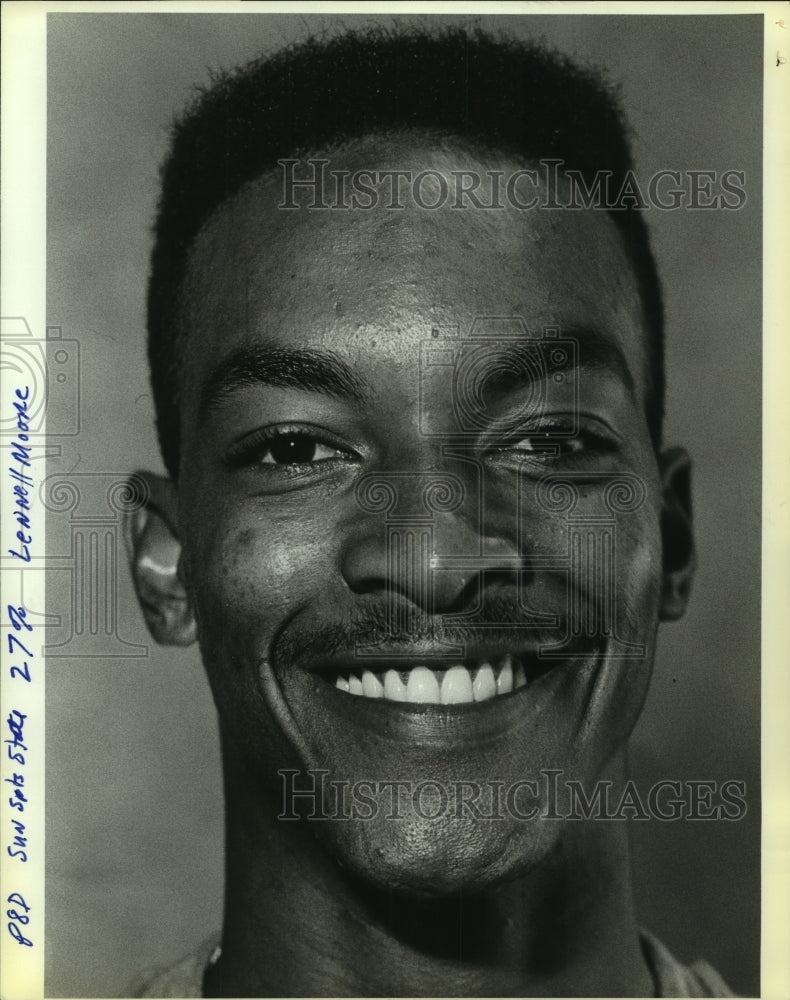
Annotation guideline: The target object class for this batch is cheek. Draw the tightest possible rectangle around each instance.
[523,479,663,615]
[616,504,664,615]
[568,503,663,767]
[183,504,338,642]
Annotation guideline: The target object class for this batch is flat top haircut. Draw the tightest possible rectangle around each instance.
[148,26,664,477]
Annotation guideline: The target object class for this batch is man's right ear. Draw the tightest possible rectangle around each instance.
[122,471,197,646]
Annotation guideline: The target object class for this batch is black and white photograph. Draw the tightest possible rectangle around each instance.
[2,3,787,998]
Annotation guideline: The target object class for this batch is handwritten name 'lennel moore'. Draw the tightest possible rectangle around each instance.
[8,386,33,563]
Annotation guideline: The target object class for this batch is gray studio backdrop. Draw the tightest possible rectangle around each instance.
[46,12,761,997]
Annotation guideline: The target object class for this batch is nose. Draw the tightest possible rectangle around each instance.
[340,471,520,615]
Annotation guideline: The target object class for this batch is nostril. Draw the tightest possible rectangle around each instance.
[342,512,526,610]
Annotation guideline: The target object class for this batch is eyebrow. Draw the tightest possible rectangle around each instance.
[198,345,368,422]
[197,328,635,423]
[483,328,636,399]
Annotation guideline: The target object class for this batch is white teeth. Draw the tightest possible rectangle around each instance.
[497,654,514,695]
[406,665,440,703]
[384,669,407,701]
[440,665,474,704]
[361,669,383,698]
[337,656,529,702]
[472,663,497,702]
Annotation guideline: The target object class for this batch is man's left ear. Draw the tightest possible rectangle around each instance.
[658,446,696,621]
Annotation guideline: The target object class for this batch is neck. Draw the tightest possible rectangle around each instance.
[207,757,653,998]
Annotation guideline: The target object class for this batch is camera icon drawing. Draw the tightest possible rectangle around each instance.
[419,317,579,443]
[1,317,81,438]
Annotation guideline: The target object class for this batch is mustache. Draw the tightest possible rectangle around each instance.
[272,595,574,668]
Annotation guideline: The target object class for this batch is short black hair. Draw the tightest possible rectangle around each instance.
[148,26,664,477]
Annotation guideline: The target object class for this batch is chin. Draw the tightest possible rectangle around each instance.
[316,800,558,899]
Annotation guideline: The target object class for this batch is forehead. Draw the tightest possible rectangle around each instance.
[177,137,648,407]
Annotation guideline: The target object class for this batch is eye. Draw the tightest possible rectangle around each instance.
[508,430,584,455]
[260,432,344,466]
[485,417,620,469]
[225,425,358,472]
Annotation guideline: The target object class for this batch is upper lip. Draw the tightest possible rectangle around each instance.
[293,637,599,677]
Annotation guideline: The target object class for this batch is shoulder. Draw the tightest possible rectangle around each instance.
[641,929,736,998]
[128,929,734,998]
[128,937,219,998]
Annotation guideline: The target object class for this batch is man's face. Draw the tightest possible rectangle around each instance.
[172,139,670,895]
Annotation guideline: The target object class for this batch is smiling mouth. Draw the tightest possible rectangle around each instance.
[265,639,605,761]
[330,652,552,705]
